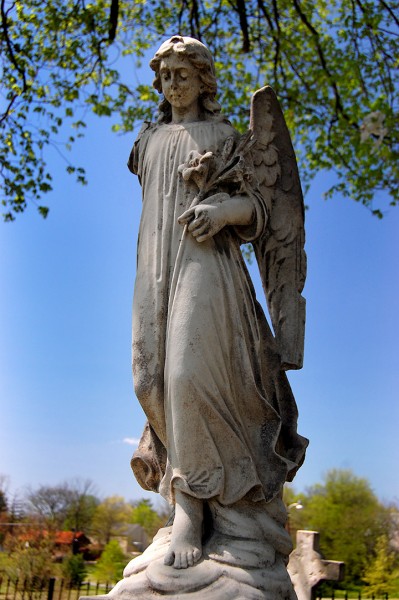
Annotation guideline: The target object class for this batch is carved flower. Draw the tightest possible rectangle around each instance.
[178,150,214,191]
[178,132,255,206]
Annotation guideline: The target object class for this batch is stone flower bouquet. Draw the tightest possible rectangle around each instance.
[178,130,255,211]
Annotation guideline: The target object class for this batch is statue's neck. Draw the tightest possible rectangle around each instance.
[171,101,200,124]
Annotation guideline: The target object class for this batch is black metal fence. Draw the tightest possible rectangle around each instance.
[314,585,391,600]
[0,577,114,600]
[316,590,389,600]
[0,577,392,600]
[316,593,389,600]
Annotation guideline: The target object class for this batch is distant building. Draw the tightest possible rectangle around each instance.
[54,531,91,557]
[112,524,149,554]
[9,528,92,560]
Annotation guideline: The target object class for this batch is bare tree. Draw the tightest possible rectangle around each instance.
[25,484,73,530]
[25,479,99,532]
[64,478,99,532]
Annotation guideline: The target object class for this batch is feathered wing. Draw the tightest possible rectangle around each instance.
[250,86,306,370]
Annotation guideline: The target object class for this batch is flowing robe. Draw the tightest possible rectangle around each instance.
[128,119,307,506]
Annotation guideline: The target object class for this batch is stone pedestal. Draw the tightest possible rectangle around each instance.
[81,499,298,599]
[97,526,296,599]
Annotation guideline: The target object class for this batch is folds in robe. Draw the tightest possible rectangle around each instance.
[128,119,308,506]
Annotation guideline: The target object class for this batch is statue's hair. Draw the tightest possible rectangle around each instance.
[150,36,222,123]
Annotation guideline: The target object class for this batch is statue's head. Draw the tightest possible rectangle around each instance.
[150,36,221,123]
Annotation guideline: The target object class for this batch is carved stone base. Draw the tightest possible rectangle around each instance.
[81,499,298,600]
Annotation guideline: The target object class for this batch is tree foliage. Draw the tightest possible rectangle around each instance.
[283,485,306,542]
[1,530,57,584]
[0,476,10,546]
[21,480,165,545]
[26,484,74,530]
[1,0,398,220]
[0,474,10,513]
[93,539,128,583]
[286,469,399,585]
[363,534,399,596]
[25,479,98,532]
[0,490,7,514]
[62,479,99,532]
[130,498,169,538]
[62,553,87,587]
[91,495,133,545]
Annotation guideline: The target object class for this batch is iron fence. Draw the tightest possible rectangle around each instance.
[0,577,114,600]
[0,576,392,600]
[315,587,390,599]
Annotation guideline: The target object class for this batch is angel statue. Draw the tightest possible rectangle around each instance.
[98,35,308,599]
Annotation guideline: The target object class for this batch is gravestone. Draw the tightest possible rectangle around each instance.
[288,530,345,600]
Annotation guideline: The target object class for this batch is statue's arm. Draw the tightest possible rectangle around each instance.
[178,191,263,244]
[203,192,256,227]
[127,122,154,179]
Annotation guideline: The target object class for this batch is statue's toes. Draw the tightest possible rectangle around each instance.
[184,547,202,568]
[192,547,202,564]
[164,546,202,569]
[163,549,175,566]
[175,551,188,569]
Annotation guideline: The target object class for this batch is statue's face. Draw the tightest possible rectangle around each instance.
[159,54,202,112]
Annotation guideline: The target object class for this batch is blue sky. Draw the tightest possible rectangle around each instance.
[1,71,398,508]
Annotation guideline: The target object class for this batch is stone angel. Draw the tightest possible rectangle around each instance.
[122,34,308,598]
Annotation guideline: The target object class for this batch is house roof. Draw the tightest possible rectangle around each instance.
[55,531,89,545]
[17,529,90,545]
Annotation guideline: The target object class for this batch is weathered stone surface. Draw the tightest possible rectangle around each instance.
[80,519,296,599]
[288,530,345,600]
[85,34,309,598]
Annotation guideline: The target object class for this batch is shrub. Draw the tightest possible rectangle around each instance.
[93,541,128,583]
[62,554,87,587]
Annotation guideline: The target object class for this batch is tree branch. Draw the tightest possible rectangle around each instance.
[226,0,250,51]
[0,0,29,124]
[349,0,368,98]
[257,0,281,83]
[378,0,399,28]
[353,0,395,102]
[0,0,27,92]
[291,0,353,125]
[236,0,251,52]
[108,0,119,41]
[189,0,202,40]
[257,0,274,31]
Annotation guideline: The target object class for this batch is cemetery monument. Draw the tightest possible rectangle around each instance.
[100,35,308,598]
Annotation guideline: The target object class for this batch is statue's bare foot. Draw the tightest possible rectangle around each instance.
[164,490,203,569]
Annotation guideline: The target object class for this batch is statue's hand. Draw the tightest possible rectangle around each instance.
[178,200,228,243]
[178,193,254,242]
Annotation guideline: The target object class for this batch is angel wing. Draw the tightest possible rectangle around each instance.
[250,86,306,370]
